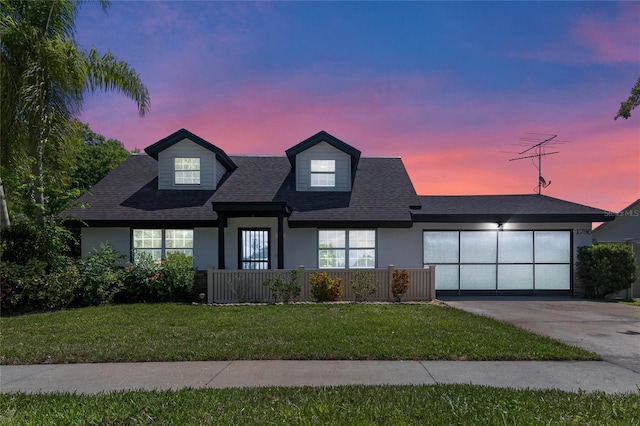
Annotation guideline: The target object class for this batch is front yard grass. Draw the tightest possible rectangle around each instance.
[2,385,639,425]
[0,303,598,364]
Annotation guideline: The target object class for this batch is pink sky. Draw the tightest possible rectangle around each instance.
[77,2,639,215]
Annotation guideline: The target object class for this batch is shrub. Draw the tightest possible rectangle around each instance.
[577,244,637,298]
[310,271,343,302]
[77,244,125,306]
[350,271,380,303]
[119,252,161,303]
[263,269,301,304]
[156,252,196,302]
[392,269,409,301]
[1,257,80,313]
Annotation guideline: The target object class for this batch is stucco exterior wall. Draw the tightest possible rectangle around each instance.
[81,227,130,259]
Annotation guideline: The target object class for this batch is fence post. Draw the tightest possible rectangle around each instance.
[429,265,436,300]
[207,267,214,304]
[388,265,395,301]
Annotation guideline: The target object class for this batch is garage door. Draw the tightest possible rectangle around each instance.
[423,230,571,296]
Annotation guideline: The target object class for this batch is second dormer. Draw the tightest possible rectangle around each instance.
[144,129,237,190]
[285,131,361,192]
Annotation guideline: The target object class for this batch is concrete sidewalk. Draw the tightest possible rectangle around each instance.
[2,360,639,395]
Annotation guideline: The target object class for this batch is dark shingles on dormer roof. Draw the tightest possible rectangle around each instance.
[144,128,237,172]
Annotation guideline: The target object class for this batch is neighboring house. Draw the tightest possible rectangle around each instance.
[592,199,640,298]
[63,129,613,298]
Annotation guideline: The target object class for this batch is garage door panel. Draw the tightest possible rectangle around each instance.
[460,231,496,263]
[535,264,571,290]
[498,264,533,289]
[460,265,496,290]
[498,231,533,263]
[535,231,570,263]
[435,264,459,290]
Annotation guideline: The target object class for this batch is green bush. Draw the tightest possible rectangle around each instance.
[0,219,80,313]
[577,244,637,298]
[1,257,80,313]
[310,271,343,302]
[262,269,301,303]
[118,252,161,303]
[350,271,380,302]
[156,252,196,302]
[76,244,125,306]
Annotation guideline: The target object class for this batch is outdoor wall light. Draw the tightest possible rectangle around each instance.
[496,222,504,229]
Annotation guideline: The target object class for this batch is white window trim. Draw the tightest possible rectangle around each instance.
[318,229,376,269]
[133,229,194,262]
[174,157,201,185]
[310,159,336,188]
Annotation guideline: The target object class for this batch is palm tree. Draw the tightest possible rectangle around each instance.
[0,0,150,226]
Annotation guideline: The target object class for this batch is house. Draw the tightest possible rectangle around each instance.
[592,199,640,298]
[63,129,613,298]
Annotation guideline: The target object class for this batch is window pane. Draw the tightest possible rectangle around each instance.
[349,249,375,268]
[349,230,375,248]
[319,230,345,248]
[319,249,345,268]
[460,231,497,263]
[498,265,533,289]
[535,231,570,263]
[175,158,200,170]
[498,231,533,263]
[166,230,193,249]
[535,264,570,289]
[134,249,162,262]
[133,229,162,249]
[311,173,335,187]
[460,265,496,289]
[423,231,459,264]
[175,158,200,184]
[311,160,335,172]
[434,265,459,290]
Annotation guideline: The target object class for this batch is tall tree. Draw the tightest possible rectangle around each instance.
[615,77,640,120]
[0,0,149,226]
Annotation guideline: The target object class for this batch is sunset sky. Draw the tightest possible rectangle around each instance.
[76,1,639,214]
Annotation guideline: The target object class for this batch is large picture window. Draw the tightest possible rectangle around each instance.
[239,229,270,269]
[310,160,335,187]
[133,229,193,261]
[174,157,200,185]
[319,230,375,269]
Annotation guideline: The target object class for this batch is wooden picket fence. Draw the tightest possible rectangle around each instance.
[206,265,436,303]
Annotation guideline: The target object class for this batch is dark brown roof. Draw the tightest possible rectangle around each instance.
[414,194,612,223]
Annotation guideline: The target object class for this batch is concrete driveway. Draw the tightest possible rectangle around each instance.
[442,298,640,373]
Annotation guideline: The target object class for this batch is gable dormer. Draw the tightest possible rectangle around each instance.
[144,129,236,190]
[285,131,361,192]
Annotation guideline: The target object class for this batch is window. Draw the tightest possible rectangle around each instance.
[239,229,270,269]
[133,229,193,261]
[310,159,335,187]
[174,157,200,185]
[319,230,375,269]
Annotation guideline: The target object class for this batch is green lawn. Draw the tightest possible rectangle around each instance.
[0,303,597,364]
[2,385,639,425]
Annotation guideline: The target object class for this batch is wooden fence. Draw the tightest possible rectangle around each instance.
[206,265,436,303]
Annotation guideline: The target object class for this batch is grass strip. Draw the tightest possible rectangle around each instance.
[0,303,598,364]
[2,385,639,425]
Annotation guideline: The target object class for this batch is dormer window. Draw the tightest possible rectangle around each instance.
[310,159,335,187]
[175,157,200,185]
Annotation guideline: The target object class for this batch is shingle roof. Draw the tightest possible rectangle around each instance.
[413,194,612,223]
[63,154,421,227]
[62,155,217,226]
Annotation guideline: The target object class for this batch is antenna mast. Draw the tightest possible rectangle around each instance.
[508,133,567,195]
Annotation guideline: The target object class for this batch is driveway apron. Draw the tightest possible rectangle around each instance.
[442,298,640,373]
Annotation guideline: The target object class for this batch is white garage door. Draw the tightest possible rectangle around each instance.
[423,230,571,295]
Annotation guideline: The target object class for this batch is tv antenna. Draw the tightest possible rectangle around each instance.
[505,133,569,195]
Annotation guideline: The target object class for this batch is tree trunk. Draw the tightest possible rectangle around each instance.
[0,177,10,229]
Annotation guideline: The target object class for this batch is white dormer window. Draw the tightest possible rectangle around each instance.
[310,159,335,187]
[174,157,200,185]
